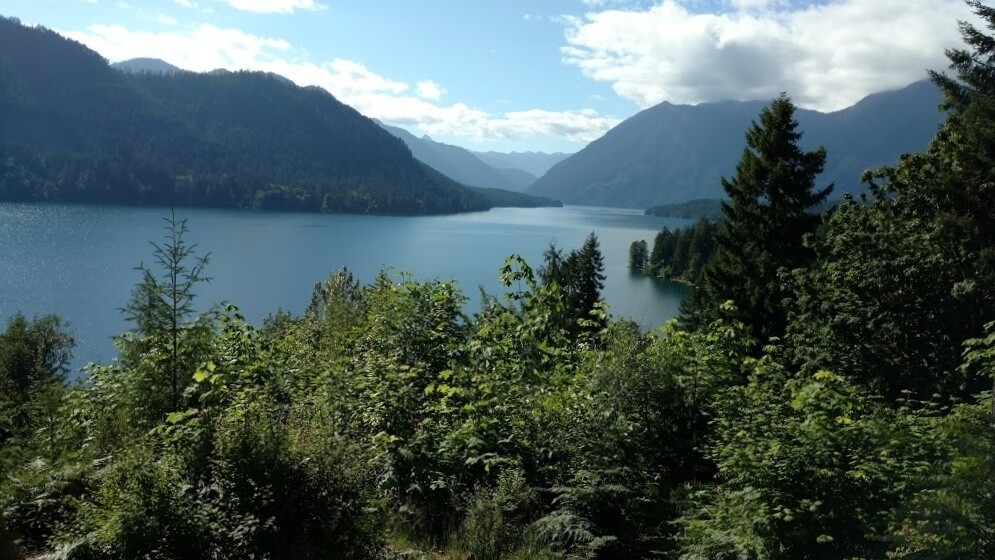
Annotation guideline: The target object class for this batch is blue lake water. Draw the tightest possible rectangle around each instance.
[0,203,689,373]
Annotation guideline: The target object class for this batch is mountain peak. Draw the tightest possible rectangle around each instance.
[527,81,945,208]
[111,58,183,75]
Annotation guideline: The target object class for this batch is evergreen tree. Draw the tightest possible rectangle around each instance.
[539,233,607,335]
[0,314,73,452]
[645,219,717,284]
[628,240,648,271]
[538,242,565,287]
[565,233,607,332]
[121,210,211,412]
[698,95,832,345]
[785,0,995,399]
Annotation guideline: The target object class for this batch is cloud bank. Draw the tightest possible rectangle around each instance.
[563,0,973,111]
[66,24,618,147]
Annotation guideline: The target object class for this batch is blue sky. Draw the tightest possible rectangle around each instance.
[4,0,973,152]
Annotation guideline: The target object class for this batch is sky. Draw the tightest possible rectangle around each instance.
[3,0,976,152]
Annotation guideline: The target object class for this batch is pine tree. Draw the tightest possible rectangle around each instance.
[930,0,995,112]
[567,233,606,327]
[628,240,648,271]
[923,0,995,286]
[122,209,211,412]
[786,0,995,399]
[698,95,832,345]
[539,233,607,335]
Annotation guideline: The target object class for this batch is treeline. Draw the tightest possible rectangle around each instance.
[0,17,554,216]
[2,3,995,559]
[630,219,718,284]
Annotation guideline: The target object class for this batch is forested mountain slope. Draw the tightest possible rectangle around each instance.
[528,80,944,207]
[0,17,545,215]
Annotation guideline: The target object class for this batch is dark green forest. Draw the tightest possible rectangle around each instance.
[4,2,995,559]
[0,17,555,216]
[630,219,718,285]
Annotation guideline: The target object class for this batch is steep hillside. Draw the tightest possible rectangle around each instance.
[0,17,501,215]
[528,81,944,207]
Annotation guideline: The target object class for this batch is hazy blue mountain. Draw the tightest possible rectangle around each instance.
[0,17,556,215]
[111,57,183,74]
[527,81,945,208]
[379,123,537,191]
[473,150,572,178]
[493,166,538,191]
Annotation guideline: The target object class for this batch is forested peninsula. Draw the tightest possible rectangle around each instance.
[4,2,995,560]
[0,17,557,216]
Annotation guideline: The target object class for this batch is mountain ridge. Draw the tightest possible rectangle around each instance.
[111,57,183,74]
[378,123,538,192]
[527,80,945,208]
[472,150,571,178]
[0,18,556,215]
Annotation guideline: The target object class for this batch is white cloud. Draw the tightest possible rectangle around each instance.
[156,14,179,25]
[415,80,446,101]
[563,0,974,111]
[174,0,196,7]
[726,0,784,11]
[219,0,325,14]
[64,24,618,146]
[581,0,635,6]
[66,24,290,70]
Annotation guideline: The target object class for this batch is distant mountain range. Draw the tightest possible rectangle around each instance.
[527,81,946,208]
[3,16,945,214]
[378,123,538,192]
[0,19,556,215]
[472,151,571,178]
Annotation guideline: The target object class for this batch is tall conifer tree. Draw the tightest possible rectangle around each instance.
[698,95,832,344]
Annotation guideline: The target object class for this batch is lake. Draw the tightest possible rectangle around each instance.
[0,203,690,373]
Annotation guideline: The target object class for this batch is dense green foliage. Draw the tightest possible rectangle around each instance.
[466,187,561,209]
[636,219,717,285]
[4,3,995,559]
[627,240,648,272]
[0,17,552,216]
[527,81,942,208]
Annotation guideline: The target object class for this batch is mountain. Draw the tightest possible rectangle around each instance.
[491,166,537,191]
[466,186,560,208]
[111,57,183,74]
[527,81,945,208]
[473,151,571,178]
[379,123,537,191]
[0,17,554,215]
